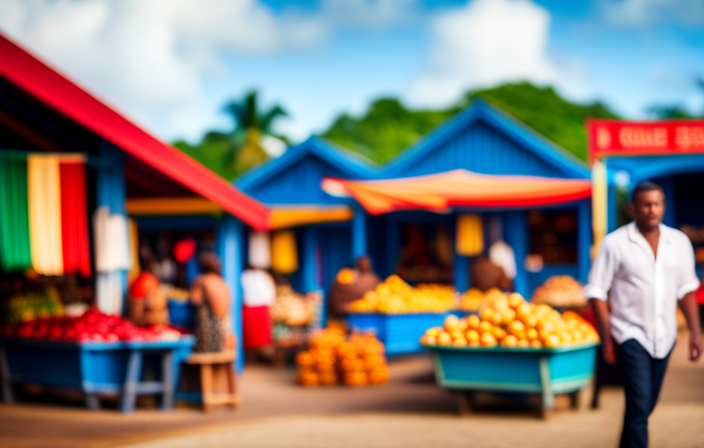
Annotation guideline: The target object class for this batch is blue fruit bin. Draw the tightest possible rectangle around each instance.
[347,312,452,356]
[428,342,598,418]
[0,336,194,411]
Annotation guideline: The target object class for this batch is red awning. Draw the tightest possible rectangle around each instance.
[0,33,270,230]
[322,169,592,215]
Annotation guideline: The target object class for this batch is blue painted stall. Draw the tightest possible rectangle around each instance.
[588,118,704,278]
[241,102,592,305]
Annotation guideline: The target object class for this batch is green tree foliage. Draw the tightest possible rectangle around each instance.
[322,82,620,164]
[173,90,287,181]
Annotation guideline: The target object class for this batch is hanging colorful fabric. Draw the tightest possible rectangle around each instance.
[0,152,32,272]
[456,214,484,257]
[127,218,140,286]
[59,158,91,277]
[28,155,63,275]
[249,230,271,269]
[271,230,298,274]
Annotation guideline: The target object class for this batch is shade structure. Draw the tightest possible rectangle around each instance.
[0,33,270,230]
[322,169,592,215]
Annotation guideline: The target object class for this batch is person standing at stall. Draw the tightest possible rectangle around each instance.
[586,181,703,448]
[240,264,277,363]
[190,252,232,353]
[328,255,381,318]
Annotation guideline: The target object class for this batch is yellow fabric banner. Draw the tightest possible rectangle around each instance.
[28,155,63,275]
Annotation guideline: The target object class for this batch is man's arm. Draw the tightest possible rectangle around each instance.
[679,291,703,361]
[590,298,616,364]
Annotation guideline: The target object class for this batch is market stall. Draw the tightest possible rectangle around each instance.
[0,33,269,409]
[588,119,704,278]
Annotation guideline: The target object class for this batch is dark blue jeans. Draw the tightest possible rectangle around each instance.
[617,339,672,448]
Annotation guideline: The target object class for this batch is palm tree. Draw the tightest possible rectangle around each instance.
[223,90,288,176]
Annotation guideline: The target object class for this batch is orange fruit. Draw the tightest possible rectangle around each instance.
[493,327,507,340]
[466,330,480,344]
[502,335,518,347]
[421,335,437,346]
[539,321,556,333]
[480,332,498,347]
[517,339,530,348]
[466,314,481,330]
[545,334,561,348]
[524,314,538,329]
[516,304,532,321]
[425,327,441,338]
[502,309,516,325]
[491,312,504,327]
[438,332,452,346]
[526,328,539,341]
[479,321,493,334]
[444,315,461,332]
[450,330,465,340]
[531,340,543,349]
[452,338,468,347]
[508,293,524,309]
[480,308,495,323]
[508,320,525,336]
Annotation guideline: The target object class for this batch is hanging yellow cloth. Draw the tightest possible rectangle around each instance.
[456,214,484,256]
[271,230,298,274]
[127,218,140,285]
[591,160,607,259]
[28,155,63,275]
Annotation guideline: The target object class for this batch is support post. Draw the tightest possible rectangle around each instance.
[352,206,367,259]
[577,200,592,284]
[96,141,127,311]
[301,227,320,293]
[505,211,528,298]
[217,215,244,374]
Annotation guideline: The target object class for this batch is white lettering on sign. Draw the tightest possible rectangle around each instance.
[675,127,704,149]
[596,127,612,149]
[618,127,668,148]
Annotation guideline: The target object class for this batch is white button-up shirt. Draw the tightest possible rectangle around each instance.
[585,222,700,359]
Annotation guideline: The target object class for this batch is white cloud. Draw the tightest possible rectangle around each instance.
[406,0,583,107]
[0,0,327,141]
[321,0,419,29]
[599,0,704,27]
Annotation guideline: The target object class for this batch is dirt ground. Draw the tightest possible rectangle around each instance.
[2,333,704,448]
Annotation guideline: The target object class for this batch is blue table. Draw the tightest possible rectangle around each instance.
[0,336,194,412]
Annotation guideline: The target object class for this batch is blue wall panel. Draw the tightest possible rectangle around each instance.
[389,120,570,179]
[244,156,353,205]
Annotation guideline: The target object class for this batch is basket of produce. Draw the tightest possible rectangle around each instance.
[295,328,389,387]
[531,275,587,309]
[346,275,458,355]
[420,292,599,418]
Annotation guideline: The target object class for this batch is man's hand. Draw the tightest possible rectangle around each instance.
[679,291,703,362]
[602,338,617,365]
[689,333,703,361]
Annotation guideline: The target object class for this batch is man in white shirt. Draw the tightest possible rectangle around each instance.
[586,181,702,448]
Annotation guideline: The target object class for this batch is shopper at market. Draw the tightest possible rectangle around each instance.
[586,181,703,448]
[470,256,512,292]
[190,252,233,353]
[240,264,277,363]
[328,255,381,318]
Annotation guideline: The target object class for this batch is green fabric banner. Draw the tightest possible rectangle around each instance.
[0,152,32,272]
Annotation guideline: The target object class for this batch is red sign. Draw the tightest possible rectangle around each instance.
[587,119,704,160]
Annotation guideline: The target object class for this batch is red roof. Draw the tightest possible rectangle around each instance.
[0,33,270,230]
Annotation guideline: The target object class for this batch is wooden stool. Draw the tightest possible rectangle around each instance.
[185,350,240,413]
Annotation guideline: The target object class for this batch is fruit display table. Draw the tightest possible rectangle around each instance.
[427,343,598,418]
[0,336,194,412]
[347,312,451,356]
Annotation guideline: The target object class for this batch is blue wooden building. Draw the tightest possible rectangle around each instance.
[239,101,593,300]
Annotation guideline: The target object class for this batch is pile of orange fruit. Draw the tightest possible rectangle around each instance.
[348,275,457,314]
[420,292,599,349]
[458,287,505,312]
[296,328,389,387]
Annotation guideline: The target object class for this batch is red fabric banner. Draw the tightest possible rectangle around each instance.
[60,161,91,277]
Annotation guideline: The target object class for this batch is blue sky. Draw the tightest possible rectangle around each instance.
[1,0,703,148]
